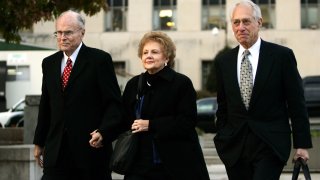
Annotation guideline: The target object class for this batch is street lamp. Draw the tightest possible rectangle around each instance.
[211,26,228,50]
[211,27,219,36]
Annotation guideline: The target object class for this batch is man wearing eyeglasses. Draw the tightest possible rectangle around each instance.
[33,10,123,180]
[213,1,312,180]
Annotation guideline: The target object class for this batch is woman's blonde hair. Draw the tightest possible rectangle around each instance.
[138,31,176,68]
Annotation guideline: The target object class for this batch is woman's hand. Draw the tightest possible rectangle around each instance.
[132,119,149,133]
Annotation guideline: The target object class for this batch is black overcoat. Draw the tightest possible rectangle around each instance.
[33,44,122,171]
[213,40,313,167]
[122,67,210,180]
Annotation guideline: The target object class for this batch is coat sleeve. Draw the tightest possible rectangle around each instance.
[33,59,51,147]
[96,52,123,143]
[215,57,228,131]
[282,49,312,148]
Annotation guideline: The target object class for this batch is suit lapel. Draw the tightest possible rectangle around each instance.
[229,47,242,100]
[250,40,275,108]
[222,47,246,110]
[52,52,64,91]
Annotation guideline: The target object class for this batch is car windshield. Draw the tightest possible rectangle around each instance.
[13,101,25,112]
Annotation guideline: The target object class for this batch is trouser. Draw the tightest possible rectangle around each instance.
[42,167,111,180]
[42,137,111,180]
[124,164,173,180]
[225,129,285,180]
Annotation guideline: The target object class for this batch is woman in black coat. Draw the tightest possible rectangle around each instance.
[122,31,210,180]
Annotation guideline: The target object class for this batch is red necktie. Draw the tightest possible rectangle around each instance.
[61,58,72,90]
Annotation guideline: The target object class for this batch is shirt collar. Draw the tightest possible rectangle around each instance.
[239,37,261,57]
[63,42,83,63]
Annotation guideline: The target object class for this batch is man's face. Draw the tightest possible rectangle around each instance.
[55,14,84,56]
[231,4,262,49]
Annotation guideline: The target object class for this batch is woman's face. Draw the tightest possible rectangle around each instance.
[141,41,168,74]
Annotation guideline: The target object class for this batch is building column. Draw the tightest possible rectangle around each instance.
[276,0,300,30]
[127,0,153,31]
[176,0,201,31]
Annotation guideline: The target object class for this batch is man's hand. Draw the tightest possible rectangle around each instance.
[293,148,309,162]
[34,145,44,168]
[89,130,104,148]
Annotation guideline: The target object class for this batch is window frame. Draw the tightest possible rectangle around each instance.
[105,0,128,32]
[201,60,212,90]
[301,0,320,29]
[201,0,226,30]
[153,0,177,31]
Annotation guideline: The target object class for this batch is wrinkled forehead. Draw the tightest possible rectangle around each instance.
[56,20,79,31]
[56,13,80,27]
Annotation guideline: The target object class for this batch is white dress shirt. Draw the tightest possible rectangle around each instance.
[61,42,82,74]
[237,38,261,86]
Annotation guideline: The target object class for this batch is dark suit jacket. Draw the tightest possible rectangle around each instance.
[213,40,312,167]
[33,44,122,170]
[122,67,210,180]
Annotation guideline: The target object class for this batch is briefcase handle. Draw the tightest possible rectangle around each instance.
[292,157,312,180]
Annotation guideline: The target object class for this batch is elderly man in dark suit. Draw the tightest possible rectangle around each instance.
[213,1,312,180]
[33,10,122,180]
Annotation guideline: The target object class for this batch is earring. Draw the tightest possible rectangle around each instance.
[165,62,167,66]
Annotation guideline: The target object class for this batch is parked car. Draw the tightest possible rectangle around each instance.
[196,97,218,133]
[0,99,25,128]
[303,75,320,116]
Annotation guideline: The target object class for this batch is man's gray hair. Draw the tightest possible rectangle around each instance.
[230,0,262,21]
[58,10,85,29]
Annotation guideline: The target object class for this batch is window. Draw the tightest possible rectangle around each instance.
[105,0,128,31]
[201,60,212,89]
[14,100,25,112]
[301,0,320,29]
[113,61,127,93]
[113,61,126,75]
[202,0,226,30]
[153,0,177,30]
[252,0,275,29]
[6,65,30,81]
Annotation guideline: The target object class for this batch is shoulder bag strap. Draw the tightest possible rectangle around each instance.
[135,73,144,119]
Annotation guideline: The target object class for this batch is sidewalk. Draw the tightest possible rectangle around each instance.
[112,165,320,180]
[112,131,319,179]
[202,132,320,180]
[207,164,320,180]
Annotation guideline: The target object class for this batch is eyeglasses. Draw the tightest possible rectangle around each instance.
[53,29,82,38]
